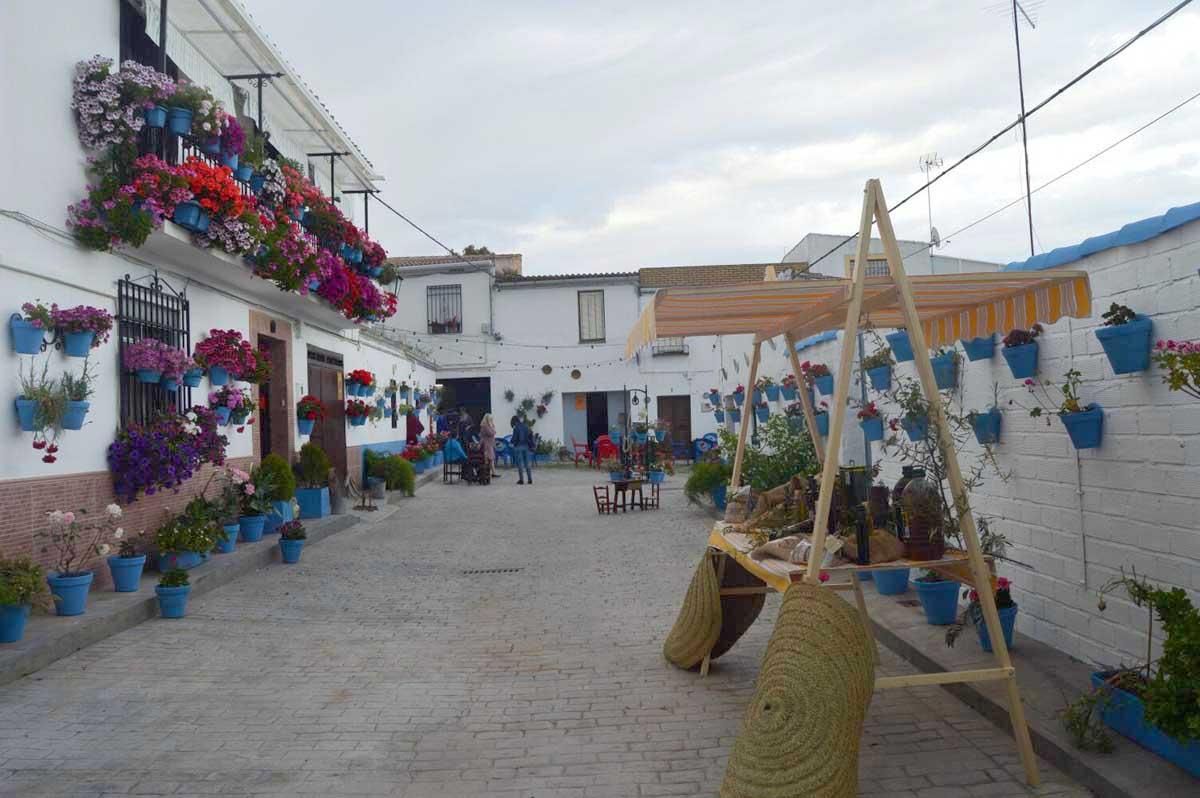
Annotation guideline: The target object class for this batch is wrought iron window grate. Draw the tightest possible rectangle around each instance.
[117,275,191,427]
[427,285,462,334]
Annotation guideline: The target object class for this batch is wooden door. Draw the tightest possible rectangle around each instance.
[306,352,347,479]
[257,335,290,461]
[657,396,691,445]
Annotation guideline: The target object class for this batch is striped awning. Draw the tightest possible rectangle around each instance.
[625,268,1091,358]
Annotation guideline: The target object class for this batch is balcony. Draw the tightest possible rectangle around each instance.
[651,337,689,356]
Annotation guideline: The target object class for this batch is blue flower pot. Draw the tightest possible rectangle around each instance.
[157,551,206,572]
[208,365,229,386]
[610,430,622,444]
[814,374,834,395]
[1090,671,1200,777]
[136,368,162,384]
[280,539,305,564]
[706,391,720,406]
[814,413,829,436]
[781,386,797,401]
[0,603,31,643]
[752,389,764,405]
[249,172,266,193]
[857,572,873,582]
[239,515,266,543]
[730,392,745,407]
[1060,404,1104,450]
[172,200,203,231]
[369,266,384,278]
[213,406,232,425]
[298,417,315,436]
[654,429,666,443]
[915,578,960,625]
[63,331,95,357]
[107,555,146,592]
[350,415,367,427]
[886,330,914,362]
[200,138,222,156]
[901,415,929,442]
[977,603,1018,652]
[765,385,780,401]
[194,209,211,234]
[755,407,769,423]
[970,409,1002,445]
[1001,341,1038,379]
[62,400,90,431]
[931,353,957,390]
[728,409,742,424]
[714,410,725,423]
[15,398,36,431]
[860,417,883,442]
[866,365,891,391]
[47,571,94,616]
[1096,315,1153,375]
[296,487,330,519]
[165,106,192,137]
[961,336,995,361]
[160,377,179,393]
[648,470,666,484]
[873,568,910,595]
[143,105,167,128]
[10,316,44,354]
[216,524,239,554]
[264,500,294,534]
[183,368,203,388]
[307,278,321,292]
[220,153,239,171]
[156,584,191,619]
[235,164,253,182]
[711,484,728,511]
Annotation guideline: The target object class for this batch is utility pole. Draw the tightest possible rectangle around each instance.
[1012,0,1036,257]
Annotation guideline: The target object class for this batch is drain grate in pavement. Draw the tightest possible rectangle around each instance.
[461,568,523,575]
[896,599,921,607]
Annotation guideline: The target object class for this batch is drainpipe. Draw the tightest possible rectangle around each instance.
[1067,317,1089,589]
[158,0,169,73]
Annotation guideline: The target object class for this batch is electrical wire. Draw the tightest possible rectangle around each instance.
[370,193,493,272]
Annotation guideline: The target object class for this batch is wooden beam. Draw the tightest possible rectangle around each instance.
[876,667,1014,690]
[852,576,880,664]
[729,342,761,488]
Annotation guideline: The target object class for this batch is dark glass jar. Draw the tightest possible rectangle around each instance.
[902,469,945,561]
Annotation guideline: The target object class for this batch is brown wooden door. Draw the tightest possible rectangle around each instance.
[657,396,691,445]
[257,335,290,461]
[307,354,347,479]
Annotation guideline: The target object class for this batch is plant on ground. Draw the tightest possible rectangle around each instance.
[39,504,125,576]
[684,461,733,505]
[0,557,52,610]
[258,453,296,501]
[158,568,190,588]
[365,451,415,495]
[278,520,307,541]
[944,577,1015,647]
[297,442,332,489]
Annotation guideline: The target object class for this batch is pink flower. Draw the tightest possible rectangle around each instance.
[997,577,1011,589]
[63,511,76,524]
[1023,378,1034,386]
[243,484,255,496]
[819,571,830,583]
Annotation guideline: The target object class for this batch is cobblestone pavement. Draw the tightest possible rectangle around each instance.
[0,468,1091,797]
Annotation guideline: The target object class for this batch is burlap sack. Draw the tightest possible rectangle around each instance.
[724,485,757,524]
[841,529,906,564]
[750,535,803,562]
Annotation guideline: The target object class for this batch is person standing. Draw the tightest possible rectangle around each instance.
[480,413,499,478]
[510,415,534,485]
[406,408,425,445]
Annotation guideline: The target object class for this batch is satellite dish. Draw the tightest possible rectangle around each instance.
[930,226,942,248]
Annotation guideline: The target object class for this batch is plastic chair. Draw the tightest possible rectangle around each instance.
[571,436,595,468]
[494,437,513,467]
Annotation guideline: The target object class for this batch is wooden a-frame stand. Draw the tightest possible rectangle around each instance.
[717,179,1040,786]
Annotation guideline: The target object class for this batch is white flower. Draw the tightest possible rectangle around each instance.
[97,543,111,556]
[48,510,66,525]
[113,527,125,540]
[106,503,122,518]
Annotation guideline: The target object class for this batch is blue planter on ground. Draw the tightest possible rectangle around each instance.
[961,336,995,361]
[264,500,294,534]
[10,316,44,354]
[239,515,266,543]
[1090,671,1200,777]
[157,551,206,572]
[235,164,254,182]
[1001,341,1038,379]
[1060,404,1104,450]
[61,400,89,431]
[886,330,914,362]
[160,377,178,393]
[47,571,94,616]
[296,487,330,519]
[213,406,232,425]
[220,153,239,171]
[350,415,367,427]
[970,409,1002,445]
[165,106,192,136]
[609,471,624,482]
[915,578,960,625]
[249,172,266,193]
[755,407,769,423]
[711,484,728,512]
[781,386,797,401]
[15,398,36,431]
[814,413,829,437]
[765,385,780,402]
[732,392,745,407]
[279,539,305,564]
[172,200,203,230]
[873,568,910,595]
[713,410,725,423]
[107,555,146,592]
[298,417,315,436]
[183,368,203,388]
[931,353,957,390]
[156,585,191,619]
[901,415,929,442]
[866,365,891,392]
[860,417,884,442]
[63,331,95,357]
[649,471,666,484]
[814,374,834,395]
[1096,315,1153,374]
[135,368,162,384]
[727,409,741,424]
[215,524,239,554]
[977,604,1018,652]
[144,105,167,128]
[0,603,31,643]
[207,365,229,386]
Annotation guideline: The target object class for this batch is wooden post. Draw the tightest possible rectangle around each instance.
[872,181,1041,787]
[730,342,761,488]
[805,181,876,585]
[784,333,825,465]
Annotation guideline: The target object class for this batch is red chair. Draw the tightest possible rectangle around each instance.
[571,436,595,468]
[595,436,619,464]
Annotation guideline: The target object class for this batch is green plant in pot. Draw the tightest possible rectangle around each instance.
[258,453,296,533]
[0,557,52,643]
[238,465,276,542]
[153,510,218,573]
[156,568,191,619]
[684,460,732,507]
[278,520,307,564]
[295,442,332,519]
[17,357,66,459]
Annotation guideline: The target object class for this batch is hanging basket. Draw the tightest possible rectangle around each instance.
[754,406,769,423]
[1095,316,1153,374]
[814,374,834,395]
[901,415,929,442]
[1059,404,1104,450]
[866,365,891,392]
[960,335,996,361]
[931,353,957,390]
[764,385,780,402]
[1001,341,1038,379]
[969,409,1002,445]
[886,330,914,362]
[813,412,829,437]
[860,417,883,442]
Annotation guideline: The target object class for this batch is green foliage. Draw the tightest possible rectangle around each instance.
[717,415,818,492]
[1101,302,1136,326]
[365,450,416,495]
[462,245,492,255]
[241,131,266,169]
[258,453,296,500]
[154,512,218,555]
[1061,685,1115,753]
[297,442,332,489]
[861,346,892,371]
[0,557,50,609]
[535,438,558,456]
[158,568,190,588]
[684,461,732,505]
[60,357,97,402]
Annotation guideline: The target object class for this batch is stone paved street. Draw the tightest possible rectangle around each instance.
[0,469,1091,797]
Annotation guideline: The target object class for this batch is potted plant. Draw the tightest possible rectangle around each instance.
[278,520,307,564]
[713,407,725,423]
[886,329,914,362]
[17,359,65,459]
[10,301,52,354]
[258,453,297,534]
[158,348,194,393]
[193,329,256,386]
[211,467,247,554]
[961,333,996,362]
[208,385,251,426]
[1095,303,1153,374]
[155,568,191,619]
[238,465,276,542]
[296,394,325,436]
[653,419,670,443]
[802,361,834,395]
[346,368,375,397]
[861,347,893,391]
[59,357,96,431]
[0,558,52,643]
[1019,369,1103,449]
[1152,338,1200,401]
[731,384,746,407]
[107,407,227,503]
[780,374,799,401]
[154,502,218,572]
[783,401,804,432]
[914,570,960,625]
[874,568,910,595]
[857,401,883,442]
[345,399,369,427]
[684,461,732,510]
[930,347,958,390]
[945,577,1018,652]
[219,114,244,170]
[756,376,779,402]
[893,382,930,442]
[164,81,217,138]
[707,387,721,405]
[106,529,146,593]
[123,337,172,383]
[50,304,113,357]
[968,407,1003,445]
[38,505,125,616]
[1001,324,1043,379]
[812,400,830,437]
[295,443,332,519]
[754,400,770,423]
[600,457,624,482]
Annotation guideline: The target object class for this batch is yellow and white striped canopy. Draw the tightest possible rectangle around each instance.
[625,269,1091,358]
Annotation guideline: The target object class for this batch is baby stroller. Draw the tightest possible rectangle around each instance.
[462,441,491,485]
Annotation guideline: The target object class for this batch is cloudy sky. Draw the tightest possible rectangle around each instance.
[244,0,1200,273]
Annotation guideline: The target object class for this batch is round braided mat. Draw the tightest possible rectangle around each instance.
[662,554,722,670]
[720,581,876,798]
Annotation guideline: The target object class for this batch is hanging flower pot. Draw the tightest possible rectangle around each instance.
[813,411,829,437]
[47,571,94,616]
[711,484,728,511]
[213,406,232,425]
[886,330,914,362]
[976,604,1019,652]
[731,390,745,407]
[9,315,44,354]
[215,524,239,554]
[298,417,315,436]
[1001,341,1039,379]
[239,514,266,543]
[63,331,96,357]
[1096,315,1153,374]
[714,409,725,423]
[901,415,929,442]
[182,368,204,388]
[135,368,162,384]
[728,408,742,424]
[968,409,1002,445]
[220,152,239,171]
[165,106,193,137]
[61,400,90,431]
[764,384,781,402]
[873,568,910,595]
[350,415,367,427]
[707,390,720,405]
[160,376,179,393]
[249,172,266,193]
[781,386,798,401]
[931,352,957,390]
[172,199,203,231]
[235,164,254,182]
[207,365,230,386]
[752,389,763,405]
[1059,404,1104,450]
[200,138,222,157]
[107,554,146,593]
[866,365,892,392]
[15,397,37,432]
[814,374,834,395]
[915,577,960,625]
[0,604,31,644]
[961,335,995,361]
[860,417,884,442]
[143,104,168,129]
[156,584,191,619]
[755,405,770,423]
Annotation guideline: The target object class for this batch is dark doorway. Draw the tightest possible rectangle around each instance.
[585,392,609,444]
[439,377,491,425]
[657,396,692,446]
[257,335,289,461]
[306,346,347,479]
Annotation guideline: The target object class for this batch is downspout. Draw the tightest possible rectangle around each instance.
[1067,317,1089,588]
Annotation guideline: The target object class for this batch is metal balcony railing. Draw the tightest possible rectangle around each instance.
[651,338,689,356]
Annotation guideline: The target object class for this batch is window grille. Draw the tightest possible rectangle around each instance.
[427,285,462,334]
[116,275,191,427]
[847,255,890,277]
[578,290,606,343]
[652,337,688,356]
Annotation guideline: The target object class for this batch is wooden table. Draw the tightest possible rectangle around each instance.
[609,478,644,511]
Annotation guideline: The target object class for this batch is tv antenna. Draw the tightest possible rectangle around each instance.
[918,153,944,247]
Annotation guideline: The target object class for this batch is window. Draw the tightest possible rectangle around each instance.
[427,284,462,334]
[116,276,192,426]
[845,254,890,278]
[652,337,688,356]
[578,290,606,343]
